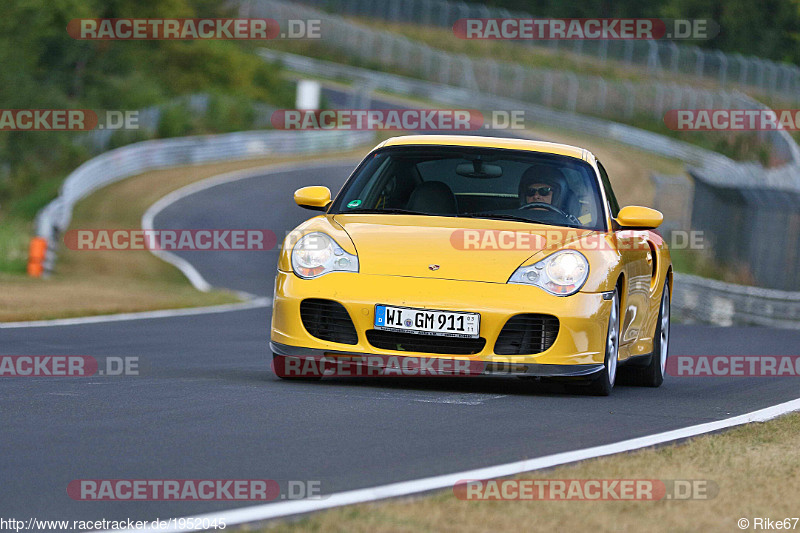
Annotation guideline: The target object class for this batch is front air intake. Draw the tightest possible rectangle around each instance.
[366,330,486,355]
[300,299,358,345]
[494,314,559,355]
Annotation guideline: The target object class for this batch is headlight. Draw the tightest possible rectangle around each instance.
[508,250,589,296]
[291,232,359,279]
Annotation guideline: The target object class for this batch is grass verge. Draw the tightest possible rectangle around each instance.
[0,146,375,322]
[259,412,800,533]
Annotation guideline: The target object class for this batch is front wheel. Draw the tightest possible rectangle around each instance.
[588,288,620,396]
[623,280,670,387]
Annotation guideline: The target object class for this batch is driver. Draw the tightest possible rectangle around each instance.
[518,164,564,208]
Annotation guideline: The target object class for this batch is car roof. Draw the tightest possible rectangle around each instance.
[375,135,595,164]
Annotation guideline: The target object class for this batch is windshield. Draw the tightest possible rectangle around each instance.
[329,146,607,231]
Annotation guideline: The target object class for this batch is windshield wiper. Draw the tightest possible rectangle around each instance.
[460,212,579,228]
[460,212,543,224]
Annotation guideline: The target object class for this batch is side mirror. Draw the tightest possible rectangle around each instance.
[294,186,331,211]
[615,206,663,230]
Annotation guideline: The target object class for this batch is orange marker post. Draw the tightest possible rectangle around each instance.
[27,237,47,277]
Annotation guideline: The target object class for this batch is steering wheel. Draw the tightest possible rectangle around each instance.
[519,202,581,225]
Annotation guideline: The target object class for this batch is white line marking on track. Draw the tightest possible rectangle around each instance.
[0,297,271,329]
[108,396,800,532]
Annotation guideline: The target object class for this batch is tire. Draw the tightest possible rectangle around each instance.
[587,287,620,396]
[623,280,670,387]
[271,353,323,381]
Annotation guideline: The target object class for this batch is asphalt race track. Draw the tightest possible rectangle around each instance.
[3,161,800,528]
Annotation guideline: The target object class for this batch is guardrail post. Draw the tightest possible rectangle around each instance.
[598,40,608,64]
[512,65,525,100]
[438,51,452,85]
[439,2,452,26]
[669,42,679,73]
[736,54,749,85]
[755,58,766,91]
[459,55,478,91]
[456,2,469,22]
[654,83,665,119]
[693,47,705,78]
[767,63,778,95]
[573,39,583,57]
[623,40,634,65]
[567,73,578,113]
[41,236,58,278]
[646,41,659,72]
[421,0,432,25]
[624,81,635,118]
[543,72,554,107]
[487,59,499,95]
[716,50,727,87]
[596,77,607,115]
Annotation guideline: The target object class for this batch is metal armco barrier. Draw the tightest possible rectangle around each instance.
[294,0,800,106]
[248,0,800,170]
[673,273,800,329]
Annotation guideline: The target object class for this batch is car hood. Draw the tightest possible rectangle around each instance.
[332,214,597,283]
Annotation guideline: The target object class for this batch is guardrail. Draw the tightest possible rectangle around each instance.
[258,49,800,328]
[250,0,800,181]
[34,129,375,275]
[674,273,800,329]
[295,0,800,106]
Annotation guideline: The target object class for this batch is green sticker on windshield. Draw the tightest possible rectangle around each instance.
[347,200,362,208]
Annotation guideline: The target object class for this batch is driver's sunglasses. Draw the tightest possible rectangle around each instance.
[526,186,552,196]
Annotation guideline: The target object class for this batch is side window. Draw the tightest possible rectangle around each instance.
[597,162,620,218]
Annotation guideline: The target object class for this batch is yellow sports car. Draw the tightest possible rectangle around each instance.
[270,135,672,395]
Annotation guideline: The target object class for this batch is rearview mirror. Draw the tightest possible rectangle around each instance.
[455,161,502,178]
[615,206,663,229]
[294,186,331,211]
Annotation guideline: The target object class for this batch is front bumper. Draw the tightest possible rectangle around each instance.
[271,341,605,378]
[271,270,613,368]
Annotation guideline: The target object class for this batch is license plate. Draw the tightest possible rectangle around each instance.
[374,305,480,338]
